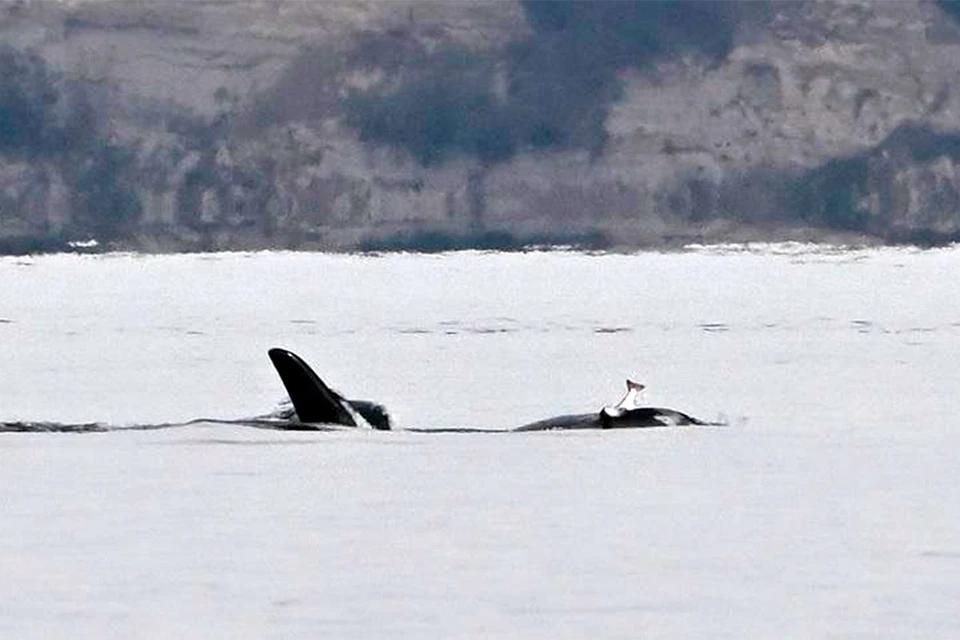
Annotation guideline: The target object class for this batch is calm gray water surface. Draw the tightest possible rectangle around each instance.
[0,247,957,638]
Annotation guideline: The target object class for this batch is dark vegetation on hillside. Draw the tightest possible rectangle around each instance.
[344,0,752,166]
[343,44,510,165]
[0,45,141,239]
[936,0,960,23]
[791,123,960,242]
[0,47,60,155]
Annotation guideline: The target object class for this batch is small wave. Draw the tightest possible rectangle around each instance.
[850,320,873,333]
[699,322,730,333]
[0,417,334,434]
[1,421,109,433]
[158,438,332,447]
[395,324,517,336]
[594,327,632,334]
[684,241,867,257]
[920,550,960,559]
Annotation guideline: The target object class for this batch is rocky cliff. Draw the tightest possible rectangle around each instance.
[2,0,960,253]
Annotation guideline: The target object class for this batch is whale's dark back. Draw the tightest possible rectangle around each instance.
[600,407,706,428]
[348,399,392,431]
[515,408,706,431]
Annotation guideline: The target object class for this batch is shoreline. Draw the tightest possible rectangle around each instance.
[1,233,954,260]
[0,220,940,257]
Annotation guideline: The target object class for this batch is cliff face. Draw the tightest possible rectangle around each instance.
[2,0,960,252]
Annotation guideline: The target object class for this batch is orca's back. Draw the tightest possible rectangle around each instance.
[267,348,356,426]
[601,407,705,428]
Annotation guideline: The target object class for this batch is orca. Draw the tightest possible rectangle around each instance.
[267,348,392,430]
[267,348,711,432]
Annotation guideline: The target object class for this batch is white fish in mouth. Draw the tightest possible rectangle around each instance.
[601,379,647,419]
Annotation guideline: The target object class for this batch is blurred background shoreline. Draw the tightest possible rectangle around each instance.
[3,1,960,255]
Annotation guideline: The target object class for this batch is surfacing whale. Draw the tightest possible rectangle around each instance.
[267,348,392,430]
[268,348,711,432]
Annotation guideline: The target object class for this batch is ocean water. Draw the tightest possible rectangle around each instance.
[1,246,958,637]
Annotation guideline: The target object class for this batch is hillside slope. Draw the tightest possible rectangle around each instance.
[2,0,960,252]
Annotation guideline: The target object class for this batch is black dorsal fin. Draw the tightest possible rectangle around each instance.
[267,348,356,426]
